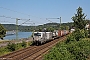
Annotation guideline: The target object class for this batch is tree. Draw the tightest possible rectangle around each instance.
[0,24,6,40]
[72,7,87,29]
[47,27,54,32]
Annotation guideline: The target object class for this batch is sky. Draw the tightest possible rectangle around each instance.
[0,0,90,26]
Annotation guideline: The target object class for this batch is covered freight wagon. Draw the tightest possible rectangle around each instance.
[58,30,63,37]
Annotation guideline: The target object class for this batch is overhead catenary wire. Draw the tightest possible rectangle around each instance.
[0,15,37,26]
[20,19,31,25]
[0,15,30,20]
[21,23,35,26]
[0,6,31,17]
[0,15,16,19]
[0,6,45,20]
[0,20,15,23]
[0,15,58,26]
[0,6,60,28]
[0,6,54,24]
[46,19,54,23]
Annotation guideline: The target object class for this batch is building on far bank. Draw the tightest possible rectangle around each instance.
[70,28,75,33]
[85,23,90,30]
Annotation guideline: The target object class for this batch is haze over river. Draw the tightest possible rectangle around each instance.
[4,32,32,40]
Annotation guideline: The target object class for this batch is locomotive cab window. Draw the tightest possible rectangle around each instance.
[34,33,41,36]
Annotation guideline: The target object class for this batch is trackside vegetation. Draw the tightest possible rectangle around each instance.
[44,7,90,60]
[0,41,32,56]
[44,29,90,60]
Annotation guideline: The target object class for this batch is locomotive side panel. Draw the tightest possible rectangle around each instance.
[46,32,53,40]
[33,32,53,45]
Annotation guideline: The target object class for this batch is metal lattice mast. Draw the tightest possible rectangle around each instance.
[16,18,20,40]
[60,17,61,30]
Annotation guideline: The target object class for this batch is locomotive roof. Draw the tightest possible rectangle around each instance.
[34,32,52,33]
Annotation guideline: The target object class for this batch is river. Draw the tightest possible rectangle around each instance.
[4,32,32,40]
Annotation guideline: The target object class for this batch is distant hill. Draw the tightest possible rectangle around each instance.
[2,22,73,32]
[2,24,35,32]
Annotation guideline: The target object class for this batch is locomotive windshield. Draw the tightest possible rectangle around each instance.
[34,33,41,36]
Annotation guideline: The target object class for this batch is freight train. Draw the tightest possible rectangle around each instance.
[32,30,69,45]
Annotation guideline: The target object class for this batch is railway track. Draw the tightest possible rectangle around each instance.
[0,36,66,60]
[25,36,66,60]
[0,46,37,60]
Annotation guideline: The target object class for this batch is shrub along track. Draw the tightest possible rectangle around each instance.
[0,36,66,60]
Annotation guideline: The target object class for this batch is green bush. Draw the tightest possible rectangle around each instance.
[21,41,27,48]
[6,41,27,52]
[28,41,32,46]
[84,29,88,38]
[65,29,88,44]
[67,41,87,60]
[7,43,16,51]
[65,34,76,43]
[44,39,90,60]
[0,47,9,56]
[44,42,74,60]
[15,43,23,50]
[73,29,86,41]
[0,41,29,56]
